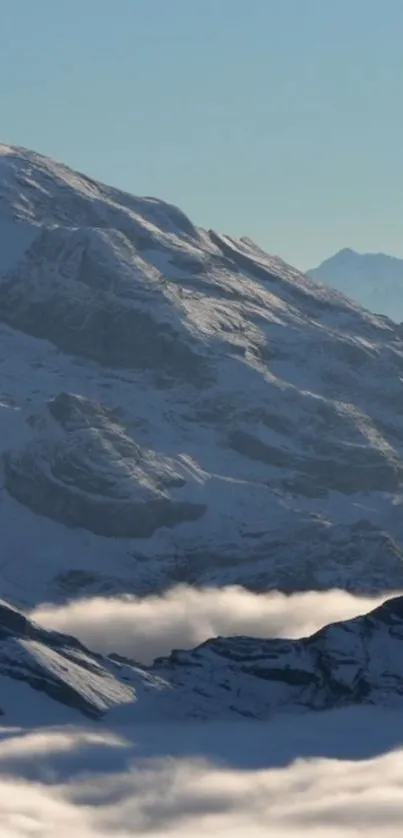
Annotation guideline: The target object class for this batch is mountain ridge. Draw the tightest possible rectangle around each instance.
[1,144,403,604]
[0,594,403,723]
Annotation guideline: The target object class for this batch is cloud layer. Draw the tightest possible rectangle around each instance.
[1,714,403,837]
[9,587,403,836]
[32,585,397,663]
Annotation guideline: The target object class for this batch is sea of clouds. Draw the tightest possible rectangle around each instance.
[0,586,395,834]
[32,585,396,663]
[1,709,403,837]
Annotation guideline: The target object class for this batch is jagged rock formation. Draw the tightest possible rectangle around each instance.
[4,393,205,537]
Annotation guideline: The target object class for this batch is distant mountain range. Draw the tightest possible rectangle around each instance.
[309,248,403,322]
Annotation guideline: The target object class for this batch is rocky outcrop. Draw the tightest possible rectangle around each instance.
[0,226,212,382]
[4,393,205,537]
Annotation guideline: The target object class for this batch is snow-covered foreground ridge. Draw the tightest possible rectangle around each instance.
[2,142,403,601]
[1,594,403,722]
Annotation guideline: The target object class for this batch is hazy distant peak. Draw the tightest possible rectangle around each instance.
[309,248,403,320]
[335,247,357,257]
[320,248,361,267]
[314,247,403,268]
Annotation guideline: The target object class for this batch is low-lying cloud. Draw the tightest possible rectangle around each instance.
[1,716,403,837]
[31,586,397,663]
[17,586,403,837]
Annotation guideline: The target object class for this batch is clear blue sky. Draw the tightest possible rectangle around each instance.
[1,0,403,269]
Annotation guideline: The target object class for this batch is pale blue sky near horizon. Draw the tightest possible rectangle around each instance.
[1,0,403,269]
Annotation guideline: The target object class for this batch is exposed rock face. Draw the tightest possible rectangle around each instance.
[0,226,212,382]
[4,393,205,537]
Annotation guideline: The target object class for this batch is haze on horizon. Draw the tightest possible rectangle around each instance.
[2,0,403,270]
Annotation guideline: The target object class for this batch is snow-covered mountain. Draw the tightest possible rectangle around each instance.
[2,143,403,603]
[1,595,403,723]
[0,599,135,722]
[148,594,403,719]
[309,248,403,322]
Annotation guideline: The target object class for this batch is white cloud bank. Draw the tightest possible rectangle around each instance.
[32,585,398,663]
[9,589,403,836]
[1,717,403,837]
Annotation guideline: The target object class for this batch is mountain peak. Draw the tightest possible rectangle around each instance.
[309,247,403,320]
[0,141,199,243]
[334,247,358,259]
[336,246,356,255]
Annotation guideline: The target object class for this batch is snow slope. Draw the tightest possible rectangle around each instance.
[0,599,135,721]
[309,247,403,322]
[2,144,403,602]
